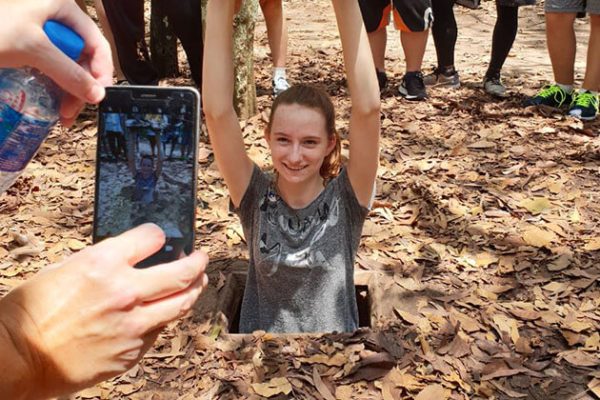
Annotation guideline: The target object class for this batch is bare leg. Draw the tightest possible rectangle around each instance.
[260,0,288,68]
[400,30,429,72]
[367,28,387,71]
[582,15,600,91]
[546,12,577,85]
[94,0,125,81]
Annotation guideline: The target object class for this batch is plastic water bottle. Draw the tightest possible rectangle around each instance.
[0,21,84,193]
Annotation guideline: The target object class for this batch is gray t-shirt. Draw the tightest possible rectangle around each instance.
[233,165,368,333]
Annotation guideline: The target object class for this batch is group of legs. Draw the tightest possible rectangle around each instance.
[74,0,291,95]
[357,0,599,120]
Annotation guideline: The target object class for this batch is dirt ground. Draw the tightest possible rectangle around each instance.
[1,0,599,399]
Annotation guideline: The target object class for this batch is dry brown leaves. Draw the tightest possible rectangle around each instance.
[1,1,599,399]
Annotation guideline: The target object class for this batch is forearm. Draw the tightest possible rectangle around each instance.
[202,0,236,119]
[0,299,39,400]
[331,0,379,115]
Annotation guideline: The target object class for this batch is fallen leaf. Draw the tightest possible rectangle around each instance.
[415,384,449,400]
[468,140,496,149]
[584,237,600,251]
[251,377,292,397]
[548,253,571,271]
[560,350,600,367]
[312,367,335,400]
[519,197,551,214]
[67,238,86,251]
[522,226,557,247]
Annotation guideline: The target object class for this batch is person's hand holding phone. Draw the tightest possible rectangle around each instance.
[0,224,208,399]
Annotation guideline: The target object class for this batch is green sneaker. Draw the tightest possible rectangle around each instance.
[568,91,599,121]
[525,84,573,108]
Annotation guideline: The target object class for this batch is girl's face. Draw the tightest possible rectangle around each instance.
[266,104,335,185]
[140,158,154,177]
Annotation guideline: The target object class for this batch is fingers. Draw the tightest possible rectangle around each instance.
[136,272,209,334]
[97,224,166,267]
[59,94,84,126]
[49,0,114,88]
[27,1,112,104]
[133,251,209,301]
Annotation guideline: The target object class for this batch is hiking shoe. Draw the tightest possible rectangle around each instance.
[273,75,290,96]
[483,74,507,98]
[423,68,460,88]
[376,69,388,91]
[568,90,599,121]
[524,84,573,107]
[398,72,427,101]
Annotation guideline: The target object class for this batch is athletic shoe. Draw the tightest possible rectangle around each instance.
[398,72,427,101]
[568,90,599,121]
[423,68,460,88]
[524,84,573,107]
[376,69,388,91]
[273,75,290,96]
[483,74,507,98]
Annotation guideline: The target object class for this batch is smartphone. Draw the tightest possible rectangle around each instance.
[93,86,200,268]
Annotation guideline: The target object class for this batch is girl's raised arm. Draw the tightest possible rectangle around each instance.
[332,0,381,208]
[203,0,255,207]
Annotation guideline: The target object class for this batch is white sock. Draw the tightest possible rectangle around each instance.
[273,67,287,81]
[556,83,573,93]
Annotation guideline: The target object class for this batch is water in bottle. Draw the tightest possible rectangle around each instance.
[0,21,84,193]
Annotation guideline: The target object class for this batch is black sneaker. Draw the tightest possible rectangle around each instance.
[376,69,388,91]
[524,84,573,108]
[568,90,599,121]
[398,71,427,101]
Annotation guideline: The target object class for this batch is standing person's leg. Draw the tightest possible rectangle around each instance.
[483,2,518,97]
[102,0,159,85]
[394,0,433,100]
[260,0,289,95]
[526,0,578,107]
[94,0,126,82]
[569,12,600,119]
[358,0,390,91]
[425,0,460,87]
[163,0,203,87]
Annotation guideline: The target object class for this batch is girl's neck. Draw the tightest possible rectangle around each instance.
[276,174,325,210]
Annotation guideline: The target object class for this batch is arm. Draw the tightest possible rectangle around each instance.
[0,0,113,126]
[331,0,381,208]
[0,224,208,399]
[203,0,254,208]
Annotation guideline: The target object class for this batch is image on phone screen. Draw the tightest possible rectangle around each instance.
[93,87,199,268]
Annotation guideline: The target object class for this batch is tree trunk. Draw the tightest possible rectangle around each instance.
[150,0,179,78]
[201,0,258,119]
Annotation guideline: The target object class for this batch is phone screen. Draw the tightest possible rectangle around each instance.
[93,86,200,268]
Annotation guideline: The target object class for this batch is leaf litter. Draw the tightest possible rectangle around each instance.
[1,1,599,399]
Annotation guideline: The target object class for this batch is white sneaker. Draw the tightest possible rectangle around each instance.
[273,76,290,96]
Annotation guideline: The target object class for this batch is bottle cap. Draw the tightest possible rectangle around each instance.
[42,20,85,61]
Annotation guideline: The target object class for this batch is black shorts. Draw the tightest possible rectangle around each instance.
[358,0,433,33]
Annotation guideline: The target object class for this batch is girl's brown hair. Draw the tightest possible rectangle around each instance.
[266,84,341,181]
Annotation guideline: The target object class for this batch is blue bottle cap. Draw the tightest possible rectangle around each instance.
[42,20,85,62]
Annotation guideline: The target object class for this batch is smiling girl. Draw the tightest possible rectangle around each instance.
[204,0,380,333]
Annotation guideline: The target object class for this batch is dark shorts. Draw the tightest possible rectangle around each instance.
[358,0,434,32]
[497,0,536,6]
